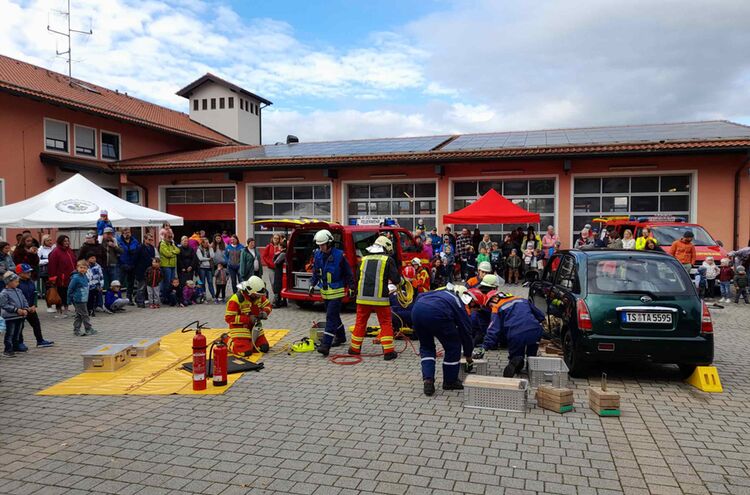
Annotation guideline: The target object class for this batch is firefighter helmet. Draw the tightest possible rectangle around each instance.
[239,275,265,295]
[403,266,416,279]
[373,235,393,253]
[478,261,492,274]
[479,273,500,288]
[411,257,421,266]
[314,229,334,246]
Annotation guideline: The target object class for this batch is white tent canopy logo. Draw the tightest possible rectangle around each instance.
[55,199,99,214]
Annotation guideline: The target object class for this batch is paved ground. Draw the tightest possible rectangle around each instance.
[1,289,749,495]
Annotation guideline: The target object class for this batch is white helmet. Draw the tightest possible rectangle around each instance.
[314,229,334,246]
[373,235,393,253]
[411,257,421,266]
[238,275,265,295]
[478,261,492,274]
[479,274,499,288]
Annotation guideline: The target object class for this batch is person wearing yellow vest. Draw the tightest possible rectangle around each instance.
[223,276,272,356]
[635,226,658,250]
[473,291,545,377]
[309,229,354,357]
[349,236,402,360]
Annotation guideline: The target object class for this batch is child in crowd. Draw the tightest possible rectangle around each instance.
[16,264,53,348]
[476,246,490,266]
[719,258,734,303]
[440,246,455,283]
[182,280,200,306]
[165,278,182,307]
[701,257,720,300]
[86,254,104,316]
[463,245,477,280]
[67,260,96,336]
[105,280,129,312]
[144,258,163,309]
[733,266,749,304]
[430,257,447,289]
[523,241,535,269]
[489,242,503,277]
[534,248,545,270]
[507,249,521,284]
[195,280,207,304]
[214,262,228,303]
[1,272,29,356]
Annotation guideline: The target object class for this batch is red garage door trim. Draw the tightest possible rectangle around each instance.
[167,203,235,221]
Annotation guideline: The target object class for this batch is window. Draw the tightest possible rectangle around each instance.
[202,99,208,110]
[193,99,199,111]
[101,132,120,160]
[244,99,249,112]
[165,187,235,204]
[250,184,332,245]
[399,231,420,254]
[572,175,691,236]
[255,104,260,115]
[250,102,254,113]
[543,255,562,283]
[74,125,96,157]
[211,98,216,110]
[347,181,437,231]
[555,255,579,293]
[44,119,68,152]
[228,97,234,109]
[452,178,556,236]
[240,99,244,111]
[219,97,225,109]
[588,258,688,295]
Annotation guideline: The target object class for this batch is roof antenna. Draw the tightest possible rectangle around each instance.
[47,0,92,82]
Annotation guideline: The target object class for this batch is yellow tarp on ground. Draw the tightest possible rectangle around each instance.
[37,328,288,396]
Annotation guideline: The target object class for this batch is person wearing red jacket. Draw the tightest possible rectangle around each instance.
[224,276,272,355]
[261,234,283,305]
[47,234,77,315]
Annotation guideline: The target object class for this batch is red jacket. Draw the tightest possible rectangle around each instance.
[719,266,735,282]
[48,246,77,288]
[261,244,280,269]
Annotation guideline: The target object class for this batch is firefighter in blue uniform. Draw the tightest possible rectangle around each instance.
[389,283,420,337]
[309,229,354,357]
[412,287,483,396]
[473,292,545,377]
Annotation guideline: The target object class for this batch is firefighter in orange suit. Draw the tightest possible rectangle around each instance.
[410,258,431,293]
[224,276,272,355]
[349,236,402,360]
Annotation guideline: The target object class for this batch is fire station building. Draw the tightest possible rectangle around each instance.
[2,53,750,249]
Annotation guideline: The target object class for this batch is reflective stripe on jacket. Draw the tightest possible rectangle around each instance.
[357,254,399,306]
[310,247,353,300]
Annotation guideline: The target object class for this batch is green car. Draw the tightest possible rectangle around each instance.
[529,249,714,378]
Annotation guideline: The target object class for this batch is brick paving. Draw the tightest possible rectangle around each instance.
[1,289,749,495]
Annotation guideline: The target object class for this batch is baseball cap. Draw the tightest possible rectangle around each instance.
[103,227,115,234]
[15,263,33,274]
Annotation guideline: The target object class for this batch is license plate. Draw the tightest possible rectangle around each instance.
[622,312,672,324]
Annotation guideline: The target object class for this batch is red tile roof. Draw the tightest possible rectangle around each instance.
[116,138,750,172]
[0,54,233,145]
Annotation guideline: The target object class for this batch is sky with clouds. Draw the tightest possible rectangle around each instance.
[2,0,749,144]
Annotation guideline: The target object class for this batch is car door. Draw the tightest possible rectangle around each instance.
[550,254,581,339]
[529,253,561,312]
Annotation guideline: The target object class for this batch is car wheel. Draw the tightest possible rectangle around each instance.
[678,364,697,379]
[562,330,586,378]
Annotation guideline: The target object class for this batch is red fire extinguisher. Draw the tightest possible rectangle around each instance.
[211,334,228,387]
[182,321,207,391]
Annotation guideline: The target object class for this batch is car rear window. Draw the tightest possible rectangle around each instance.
[587,258,690,295]
[649,225,717,247]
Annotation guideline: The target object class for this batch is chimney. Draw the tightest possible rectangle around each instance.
[286,135,299,144]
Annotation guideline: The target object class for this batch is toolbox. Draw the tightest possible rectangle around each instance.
[127,338,161,358]
[458,358,488,381]
[464,375,529,412]
[82,344,132,372]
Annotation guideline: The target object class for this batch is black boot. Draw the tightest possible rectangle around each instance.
[442,380,464,390]
[331,337,346,348]
[383,351,398,361]
[503,356,524,378]
[423,379,435,396]
[317,345,330,357]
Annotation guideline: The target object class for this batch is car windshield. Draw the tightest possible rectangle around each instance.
[649,226,717,247]
[587,258,690,295]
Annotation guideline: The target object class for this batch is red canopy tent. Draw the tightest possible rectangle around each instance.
[443,188,541,224]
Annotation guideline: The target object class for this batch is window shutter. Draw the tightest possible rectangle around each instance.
[46,121,67,141]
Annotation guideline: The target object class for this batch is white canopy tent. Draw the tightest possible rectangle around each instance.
[0,174,183,228]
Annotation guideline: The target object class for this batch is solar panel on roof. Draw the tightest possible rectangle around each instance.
[208,135,452,162]
[441,121,750,151]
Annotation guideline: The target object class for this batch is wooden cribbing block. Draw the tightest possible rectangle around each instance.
[588,386,620,416]
[537,385,573,403]
[464,375,525,390]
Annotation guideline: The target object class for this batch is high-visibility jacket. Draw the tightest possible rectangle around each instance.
[356,254,402,306]
[224,292,272,328]
[413,267,430,293]
[466,276,480,288]
[309,247,353,300]
[635,236,657,250]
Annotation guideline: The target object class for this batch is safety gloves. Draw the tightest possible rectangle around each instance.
[472,347,486,360]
